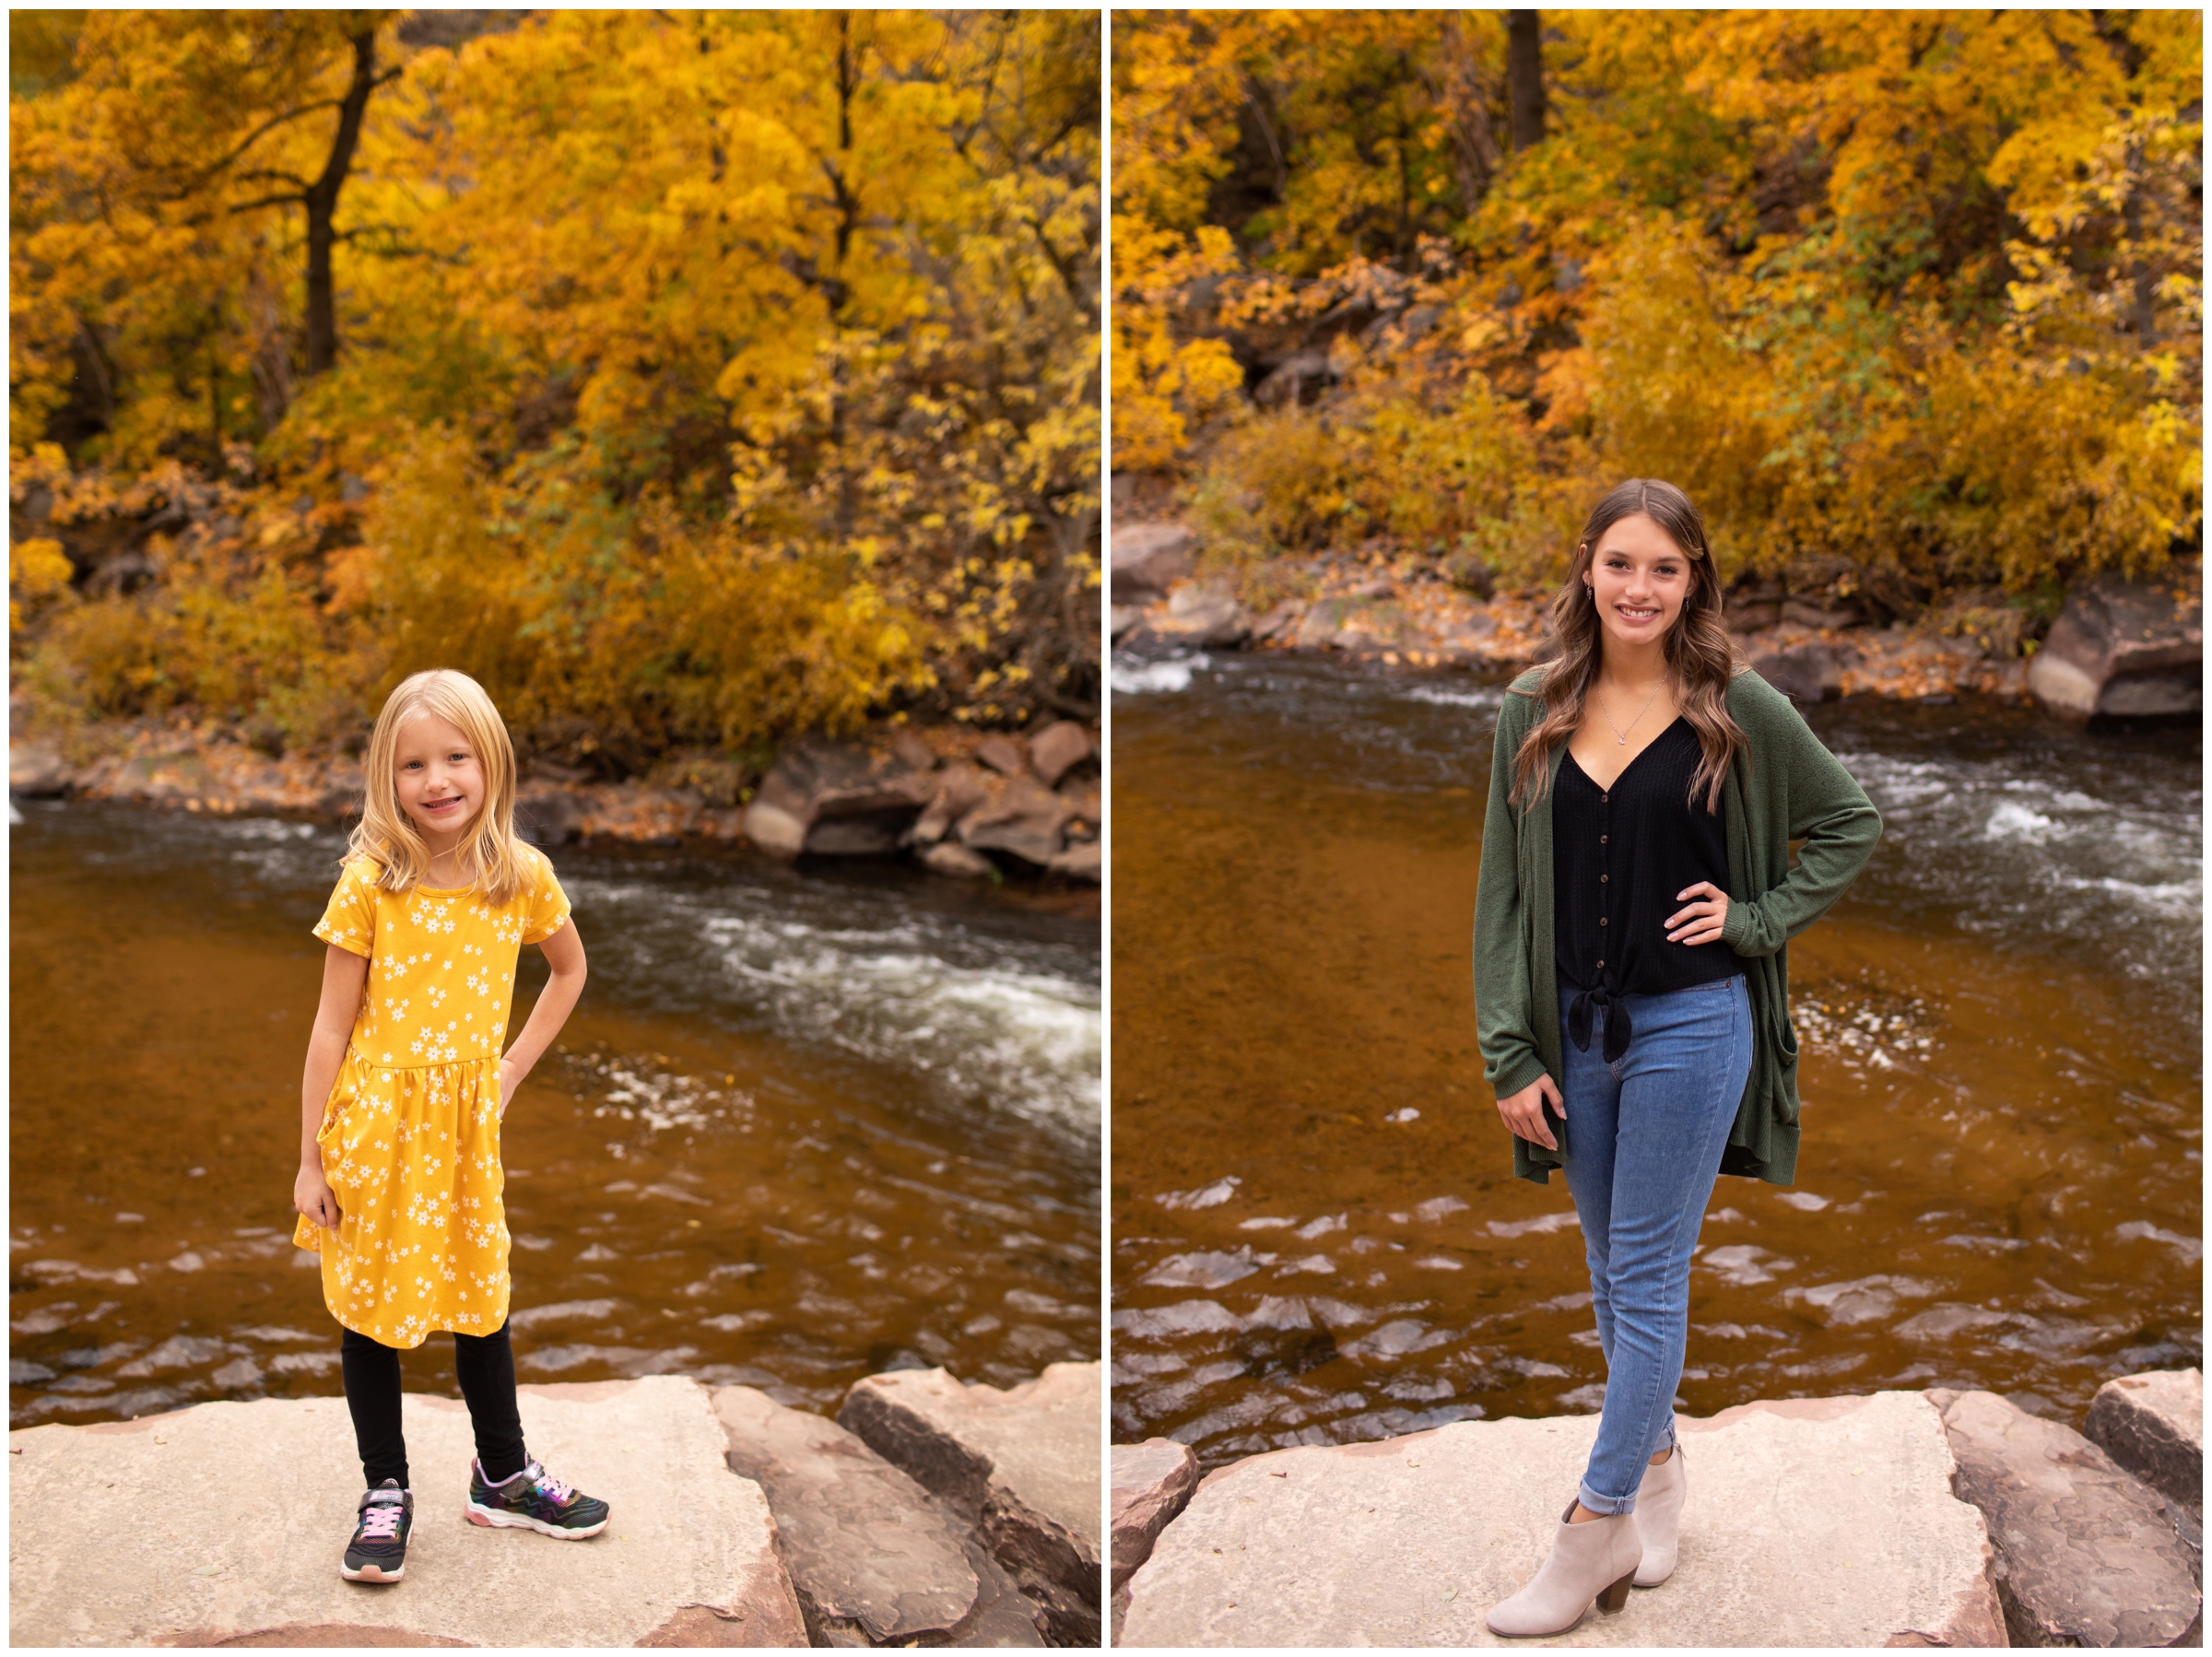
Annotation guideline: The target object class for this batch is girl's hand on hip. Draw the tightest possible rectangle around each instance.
[497,1056,520,1121]
[1496,1074,1565,1151]
[294,1165,341,1230]
[1667,881,1730,946]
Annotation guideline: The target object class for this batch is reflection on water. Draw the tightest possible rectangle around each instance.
[11,801,1099,1427]
[1110,652,2199,1469]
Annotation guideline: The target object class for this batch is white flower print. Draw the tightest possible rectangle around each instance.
[300,853,564,1347]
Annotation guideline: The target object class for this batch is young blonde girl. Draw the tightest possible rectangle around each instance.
[292,668,602,1583]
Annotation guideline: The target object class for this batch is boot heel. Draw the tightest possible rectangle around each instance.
[1596,1570,1635,1615]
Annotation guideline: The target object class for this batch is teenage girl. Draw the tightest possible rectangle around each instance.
[293,668,607,1583]
[1473,480,1880,1636]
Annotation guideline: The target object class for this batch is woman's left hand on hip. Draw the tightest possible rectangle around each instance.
[1667,882,1729,946]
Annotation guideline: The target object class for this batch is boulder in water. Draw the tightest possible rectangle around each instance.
[8,742,72,798]
[919,840,994,879]
[742,737,935,859]
[2028,569,2202,723]
[514,785,584,847]
[1152,585,1253,650]
[908,761,991,848]
[957,774,1076,867]
[1747,640,1841,703]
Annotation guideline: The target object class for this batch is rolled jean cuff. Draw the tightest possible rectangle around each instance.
[1576,1478,1637,1517]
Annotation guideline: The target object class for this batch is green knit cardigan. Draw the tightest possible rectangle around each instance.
[1473,665,1883,1186]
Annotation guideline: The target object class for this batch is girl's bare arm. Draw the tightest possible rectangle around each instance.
[296,944,370,1228]
[499,921,587,1117]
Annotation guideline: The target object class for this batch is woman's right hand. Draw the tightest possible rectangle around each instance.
[295,1163,341,1231]
[1495,1074,1565,1151]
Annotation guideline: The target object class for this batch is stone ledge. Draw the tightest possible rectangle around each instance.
[9,1377,806,1649]
[1118,1391,2001,1648]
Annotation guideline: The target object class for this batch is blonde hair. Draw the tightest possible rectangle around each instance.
[347,669,535,906]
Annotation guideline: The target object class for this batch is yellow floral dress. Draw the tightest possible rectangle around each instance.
[292,848,571,1348]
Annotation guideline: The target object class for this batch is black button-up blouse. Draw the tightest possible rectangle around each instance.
[1553,715,1743,1061]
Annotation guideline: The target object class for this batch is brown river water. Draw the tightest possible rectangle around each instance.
[11,801,1099,1427]
[1110,651,2200,1470]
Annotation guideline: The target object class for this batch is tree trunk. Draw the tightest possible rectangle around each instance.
[301,29,379,377]
[1426,13,1502,213]
[1507,11,1547,154]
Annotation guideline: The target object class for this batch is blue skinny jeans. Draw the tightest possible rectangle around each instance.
[1556,973,1753,1515]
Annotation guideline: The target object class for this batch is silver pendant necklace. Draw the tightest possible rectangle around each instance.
[1595,681,1662,745]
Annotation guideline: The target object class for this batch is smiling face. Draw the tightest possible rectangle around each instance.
[1583,511,1692,656]
[391,711,484,854]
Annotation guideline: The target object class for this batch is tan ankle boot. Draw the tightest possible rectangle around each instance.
[1631,1443,1688,1587]
[1484,1499,1643,1638]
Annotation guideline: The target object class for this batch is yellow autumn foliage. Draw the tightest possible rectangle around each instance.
[1117,9,2200,606]
[11,10,1098,758]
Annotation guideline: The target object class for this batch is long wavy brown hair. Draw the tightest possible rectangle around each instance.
[1509,478,1746,815]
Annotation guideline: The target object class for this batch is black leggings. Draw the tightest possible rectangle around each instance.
[339,1322,528,1490]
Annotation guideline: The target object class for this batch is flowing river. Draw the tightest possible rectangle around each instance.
[1110,650,2200,1470]
[11,799,1100,1427]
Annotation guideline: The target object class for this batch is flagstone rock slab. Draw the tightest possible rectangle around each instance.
[2083,1368,2203,1515]
[710,1383,985,1645]
[841,1362,1102,1641]
[9,1377,805,1648]
[1931,1386,2201,1648]
[1119,1391,2000,1648]
[1110,1438,1200,1596]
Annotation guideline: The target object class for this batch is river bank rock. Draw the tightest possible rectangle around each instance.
[711,1384,1045,1646]
[1110,1438,1200,1639]
[2027,568,2203,723]
[9,739,73,796]
[1747,640,1843,704]
[7,1376,806,1648]
[13,702,1100,883]
[2084,1368,2202,1515]
[839,1362,1103,1645]
[743,736,939,858]
[1117,1391,2003,1648]
[1929,1386,2202,1647]
[1028,721,1095,787]
[1112,523,1195,603]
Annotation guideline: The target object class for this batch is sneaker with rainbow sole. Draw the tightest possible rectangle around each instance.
[464,1455,609,1540]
